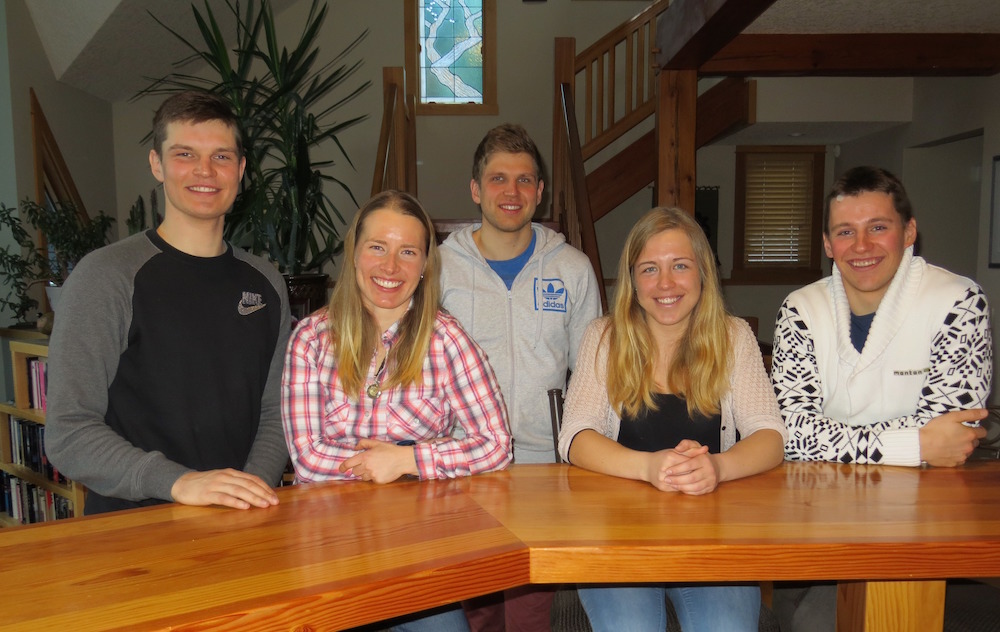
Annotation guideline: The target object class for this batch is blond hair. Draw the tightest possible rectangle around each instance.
[605,207,730,418]
[327,190,441,398]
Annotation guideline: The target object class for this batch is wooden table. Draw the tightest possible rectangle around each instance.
[1,461,998,631]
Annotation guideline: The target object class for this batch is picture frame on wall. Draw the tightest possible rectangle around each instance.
[990,156,1000,267]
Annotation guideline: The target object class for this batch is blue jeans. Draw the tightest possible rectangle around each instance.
[577,583,760,632]
[390,605,470,632]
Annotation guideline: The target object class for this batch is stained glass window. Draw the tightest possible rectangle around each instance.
[407,1,496,115]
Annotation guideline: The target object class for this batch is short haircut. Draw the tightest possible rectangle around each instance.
[824,166,913,234]
[151,91,243,157]
[471,123,544,183]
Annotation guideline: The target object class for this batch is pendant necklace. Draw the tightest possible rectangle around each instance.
[366,355,387,399]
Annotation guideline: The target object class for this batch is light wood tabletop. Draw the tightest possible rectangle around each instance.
[1,461,998,631]
[0,476,528,631]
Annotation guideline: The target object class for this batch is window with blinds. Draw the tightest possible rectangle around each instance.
[731,146,825,285]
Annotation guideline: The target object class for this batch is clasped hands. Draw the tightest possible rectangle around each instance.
[341,438,420,483]
[644,439,720,496]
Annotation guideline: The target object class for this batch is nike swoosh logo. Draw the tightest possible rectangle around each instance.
[238,301,267,316]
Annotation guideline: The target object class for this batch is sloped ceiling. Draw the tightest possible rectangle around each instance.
[25,0,296,103]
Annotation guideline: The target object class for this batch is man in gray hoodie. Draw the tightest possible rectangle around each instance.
[440,123,601,632]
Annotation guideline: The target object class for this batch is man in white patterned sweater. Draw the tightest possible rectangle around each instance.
[773,165,991,468]
[771,166,993,631]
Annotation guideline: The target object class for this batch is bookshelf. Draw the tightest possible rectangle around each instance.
[0,327,48,404]
[0,340,85,526]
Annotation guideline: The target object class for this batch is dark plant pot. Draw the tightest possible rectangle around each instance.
[284,273,330,321]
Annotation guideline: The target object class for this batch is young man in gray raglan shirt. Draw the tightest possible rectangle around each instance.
[440,124,601,632]
[45,91,290,515]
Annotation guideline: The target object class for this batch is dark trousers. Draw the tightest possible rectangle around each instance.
[462,585,557,632]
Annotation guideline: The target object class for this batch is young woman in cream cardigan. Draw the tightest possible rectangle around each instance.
[558,207,787,632]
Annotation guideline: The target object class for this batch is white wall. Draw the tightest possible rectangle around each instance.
[835,124,908,177]
[2,0,117,325]
[903,135,982,279]
[968,75,1000,404]
[5,0,116,216]
[1,3,17,206]
[699,110,838,342]
[756,76,914,124]
[0,1,19,328]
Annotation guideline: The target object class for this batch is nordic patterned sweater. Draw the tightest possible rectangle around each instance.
[772,247,992,466]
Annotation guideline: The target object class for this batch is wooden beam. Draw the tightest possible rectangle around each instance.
[695,77,756,148]
[655,0,778,69]
[837,580,946,632]
[553,38,576,227]
[656,70,697,212]
[586,132,655,222]
[701,34,1000,76]
[371,69,399,197]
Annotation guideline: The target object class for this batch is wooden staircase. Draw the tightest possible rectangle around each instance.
[551,0,756,311]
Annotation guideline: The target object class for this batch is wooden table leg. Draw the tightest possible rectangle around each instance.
[836,579,946,632]
[760,580,774,608]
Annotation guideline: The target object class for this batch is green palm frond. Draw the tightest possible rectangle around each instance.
[134,0,369,274]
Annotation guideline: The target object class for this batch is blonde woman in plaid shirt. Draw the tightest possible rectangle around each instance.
[282,189,512,488]
[282,190,512,631]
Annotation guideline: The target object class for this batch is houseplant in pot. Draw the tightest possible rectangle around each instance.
[136,0,370,317]
[0,200,115,326]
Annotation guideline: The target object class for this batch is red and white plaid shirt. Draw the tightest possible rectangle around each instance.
[282,310,512,482]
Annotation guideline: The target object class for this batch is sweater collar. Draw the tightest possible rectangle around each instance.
[832,246,922,369]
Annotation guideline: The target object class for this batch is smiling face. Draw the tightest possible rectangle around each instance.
[354,207,428,330]
[633,228,702,342]
[470,151,544,238]
[149,119,245,227]
[824,190,917,315]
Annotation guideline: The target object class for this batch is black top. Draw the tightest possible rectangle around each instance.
[91,232,282,513]
[617,393,722,454]
[44,230,289,516]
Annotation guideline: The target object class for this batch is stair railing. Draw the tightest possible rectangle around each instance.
[371,67,417,197]
[556,0,668,164]
[557,83,607,312]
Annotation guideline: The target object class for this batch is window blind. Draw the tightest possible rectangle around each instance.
[743,152,815,267]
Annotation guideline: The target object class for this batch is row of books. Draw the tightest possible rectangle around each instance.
[26,356,47,411]
[1,471,72,524]
[8,416,65,484]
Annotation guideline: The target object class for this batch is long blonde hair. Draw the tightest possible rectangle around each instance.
[327,190,441,398]
[605,207,731,418]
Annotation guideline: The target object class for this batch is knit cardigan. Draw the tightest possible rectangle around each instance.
[558,315,786,462]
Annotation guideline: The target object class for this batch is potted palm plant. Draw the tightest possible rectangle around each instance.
[136,0,370,315]
[0,200,115,325]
